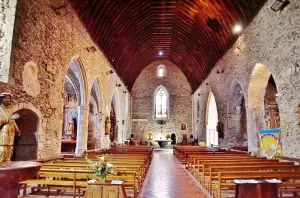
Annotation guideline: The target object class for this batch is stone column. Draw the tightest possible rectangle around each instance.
[63,105,69,136]
[75,105,89,156]
[247,108,261,154]
[94,113,102,148]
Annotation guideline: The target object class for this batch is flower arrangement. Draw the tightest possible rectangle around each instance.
[85,155,115,180]
[165,134,171,140]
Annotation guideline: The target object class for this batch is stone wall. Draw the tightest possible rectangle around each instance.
[0,0,131,158]
[192,1,300,157]
[131,60,192,144]
[0,0,17,82]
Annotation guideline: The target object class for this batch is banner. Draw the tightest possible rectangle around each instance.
[259,128,282,159]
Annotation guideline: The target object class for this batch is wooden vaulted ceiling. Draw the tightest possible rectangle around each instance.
[70,0,266,92]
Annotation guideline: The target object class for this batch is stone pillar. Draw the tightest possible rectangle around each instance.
[75,105,89,156]
[63,105,69,136]
[247,108,261,154]
[94,113,102,148]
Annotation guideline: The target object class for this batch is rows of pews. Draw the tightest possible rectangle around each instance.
[19,146,154,198]
[174,146,300,198]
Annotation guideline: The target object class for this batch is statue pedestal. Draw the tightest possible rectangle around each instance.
[0,161,41,198]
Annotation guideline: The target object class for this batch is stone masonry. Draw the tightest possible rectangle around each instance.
[131,60,193,144]
[0,0,17,82]
[192,1,300,157]
[0,0,131,158]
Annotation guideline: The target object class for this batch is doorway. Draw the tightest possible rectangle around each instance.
[12,109,38,161]
[171,133,176,145]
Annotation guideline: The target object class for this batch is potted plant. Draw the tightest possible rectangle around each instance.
[165,134,171,140]
[85,155,115,182]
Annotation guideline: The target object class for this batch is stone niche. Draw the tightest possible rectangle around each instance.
[12,108,39,161]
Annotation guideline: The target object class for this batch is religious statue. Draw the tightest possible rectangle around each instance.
[105,117,111,135]
[264,111,271,129]
[0,92,21,162]
[67,120,76,140]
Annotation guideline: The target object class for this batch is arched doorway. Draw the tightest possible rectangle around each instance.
[248,63,281,154]
[12,109,38,161]
[227,82,247,147]
[205,92,218,147]
[61,58,87,154]
[171,133,177,145]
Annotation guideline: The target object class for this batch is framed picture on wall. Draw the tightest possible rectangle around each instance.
[180,123,187,130]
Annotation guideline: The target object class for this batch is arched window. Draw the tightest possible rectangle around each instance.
[157,65,166,77]
[155,86,168,118]
[125,92,129,117]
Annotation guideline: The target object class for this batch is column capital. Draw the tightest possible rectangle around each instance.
[77,105,90,111]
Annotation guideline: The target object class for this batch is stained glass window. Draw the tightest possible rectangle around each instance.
[155,87,168,118]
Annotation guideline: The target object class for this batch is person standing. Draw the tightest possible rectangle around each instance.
[0,92,20,162]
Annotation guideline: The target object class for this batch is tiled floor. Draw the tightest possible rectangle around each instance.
[19,150,207,198]
[139,149,207,198]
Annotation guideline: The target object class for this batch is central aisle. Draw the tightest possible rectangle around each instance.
[140,150,207,198]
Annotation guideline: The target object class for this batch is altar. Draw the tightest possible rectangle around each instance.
[155,139,172,148]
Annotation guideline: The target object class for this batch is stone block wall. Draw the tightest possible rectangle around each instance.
[0,0,17,82]
[0,0,131,158]
[131,60,192,144]
[192,1,300,157]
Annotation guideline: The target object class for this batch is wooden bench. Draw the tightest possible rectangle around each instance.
[214,170,300,198]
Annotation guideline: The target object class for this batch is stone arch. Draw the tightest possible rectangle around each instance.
[110,89,121,143]
[227,81,248,147]
[88,78,102,149]
[247,63,280,153]
[61,56,88,155]
[10,103,42,160]
[205,92,218,147]
[10,102,42,142]
[63,56,88,106]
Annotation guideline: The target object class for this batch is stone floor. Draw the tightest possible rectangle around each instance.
[139,149,207,198]
[19,149,207,198]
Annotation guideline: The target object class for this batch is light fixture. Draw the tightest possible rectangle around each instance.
[271,0,290,12]
[158,51,164,56]
[86,46,96,52]
[233,24,243,34]
[106,70,114,75]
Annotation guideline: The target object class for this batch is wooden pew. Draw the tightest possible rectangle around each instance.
[214,170,300,198]
[208,163,297,193]
[21,147,152,198]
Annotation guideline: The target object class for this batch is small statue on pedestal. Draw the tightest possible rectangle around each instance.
[66,120,76,140]
[0,92,21,162]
